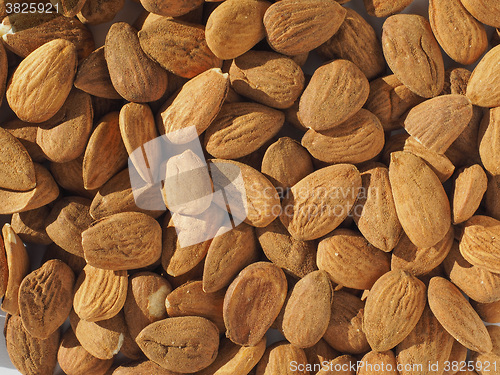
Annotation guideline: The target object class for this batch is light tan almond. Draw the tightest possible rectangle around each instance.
[358,350,399,375]
[460,0,500,28]
[479,106,500,176]
[471,300,500,324]
[466,45,500,108]
[256,341,309,375]
[2,118,47,163]
[363,0,413,17]
[453,165,488,224]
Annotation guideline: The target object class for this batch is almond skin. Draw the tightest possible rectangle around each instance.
[256,341,309,375]
[466,45,500,108]
[453,165,488,224]
[478,106,500,176]
[460,0,500,28]
[363,0,413,17]
[140,0,202,17]
[11,206,52,245]
[358,350,399,375]
[382,14,444,98]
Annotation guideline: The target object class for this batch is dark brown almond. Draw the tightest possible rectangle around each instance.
[77,0,124,25]
[364,0,413,17]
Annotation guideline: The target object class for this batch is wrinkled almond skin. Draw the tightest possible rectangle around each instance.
[363,269,427,352]
[471,300,500,324]
[317,229,391,290]
[204,102,285,159]
[382,14,444,98]
[363,0,413,17]
[229,50,305,109]
[460,0,500,28]
[136,316,219,373]
[256,341,309,375]
[6,315,60,375]
[50,0,87,17]
[82,212,162,270]
[77,0,125,25]
[389,151,451,248]
[263,0,346,56]
[139,18,221,78]
[479,106,500,176]
[453,165,488,224]
[323,291,370,355]
[316,8,385,80]
[428,276,492,353]
[6,39,78,123]
[358,350,399,375]
[466,45,500,108]
[280,164,362,241]
[11,206,52,245]
[299,59,369,131]
[2,118,47,163]
[105,22,168,102]
[206,0,271,60]
[140,0,202,16]
[224,262,287,346]
[429,0,488,65]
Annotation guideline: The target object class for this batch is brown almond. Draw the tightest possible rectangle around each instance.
[479,106,500,176]
[49,155,96,199]
[382,14,444,98]
[466,45,500,108]
[444,341,469,375]
[363,0,413,17]
[428,276,492,353]
[2,118,47,163]
[256,341,309,375]
[486,175,500,221]
[471,300,500,324]
[77,0,125,25]
[0,233,7,299]
[317,354,357,375]
[358,350,399,375]
[0,41,7,107]
[453,165,488,224]
[113,360,178,375]
[460,0,500,28]
[263,0,346,56]
[303,339,340,371]
[82,211,162,270]
[140,0,201,16]
[50,0,86,17]
[224,262,287,346]
[298,59,369,131]
[363,269,427,352]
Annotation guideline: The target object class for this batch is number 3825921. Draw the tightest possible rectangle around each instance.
[5,2,58,14]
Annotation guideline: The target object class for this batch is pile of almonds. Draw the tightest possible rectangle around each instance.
[0,0,499,374]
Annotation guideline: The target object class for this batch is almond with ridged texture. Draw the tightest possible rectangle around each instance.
[470,325,500,375]
[358,350,399,375]
[471,300,500,324]
[49,156,95,199]
[263,0,346,56]
[466,45,500,108]
[444,241,500,304]
[389,151,451,248]
[459,215,500,274]
[299,59,369,131]
[365,75,424,132]
[123,272,171,340]
[105,22,167,102]
[224,262,287,346]
[396,305,455,375]
[74,46,121,99]
[136,316,219,373]
[256,218,317,279]
[428,276,492,353]
[453,165,488,224]
[140,0,202,16]
[382,14,444,98]
[282,270,333,348]
[256,341,308,375]
[82,211,162,270]
[391,226,453,276]
[19,259,75,338]
[0,126,36,191]
[323,291,370,354]
[50,0,87,17]
[209,159,280,227]
[460,0,500,28]
[281,164,361,241]
[404,95,473,154]
[302,109,385,164]
[73,264,127,322]
[1,224,29,315]
[479,106,500,176]
[229,50,305,109]
[429,0,487,65]
[363,269,427,352]
[318,229,391,290]
[318,355,357,375]
[69,310,127,360]
[139,18,221,78]
[166,280,225,332]
[205,0,271,59]
[77,0,125,25]
[2,118,47,163]
[316,8,385,80]
[82,112,128,190]
[6,39,77,123]
[198,337,266,375]
[363,0,413,17]
[204,102,284,159]
[352,163,403,252]
[157,68,228,144]
[58,329,114,375]
[6,315,59,375]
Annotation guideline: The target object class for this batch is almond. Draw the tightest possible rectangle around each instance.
[50,0,87,17]
[358,350,399,375]
[460,0,500,28]
[466,45,500,108]
[77,0,125,25]
[363,0,413,17]
[471,300,500,324]
[0,233,7,299]
[2,118,47,163]
[140,0,202,16]
[256,341,309,375]
[478,106,500,176]
[453,165,488,224]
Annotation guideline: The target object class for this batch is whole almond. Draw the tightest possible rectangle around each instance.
[471,300,500,324]
[204,102,285,159]
[363,269,427,352]
[139,18,222,78]
[298,59,369,131]
[428,276,492,353]
[479,106,500,176]
[49,155,96,199]
[256,341,309,375]
[382,14,444,98]
[281,164,362,241]
[466,45,500,108]
[140,0,202,16]
[389,151,451,248]
[224,262,287,346]
[460,0,500,28]
[263,0,346,56]
[323,291,370,355]
[82,212,162,270]
[206,0,270,59]
[453,165,488,224]
[50,0,86,17]
[19,259,75,339]
[73,264,128,322]
[104,22,168,102]
[7,39,77,123]
[317,229,391,290]
[77,0,125,25]
[363,0,413,17]
[136,316,219,373]
[429,0,487,65]
[358,350,399,375]
[316,8,385,80]
[2,118,47,163]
